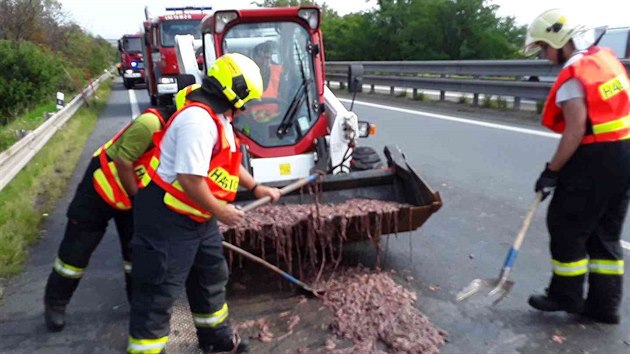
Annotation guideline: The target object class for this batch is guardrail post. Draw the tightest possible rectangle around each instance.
[390,86,395,95]
[440,74,446,101]
[472,75,480,106]
[370,84,375,93]
[412,88,418,99]
[513,97,521,111]
[340,81,345,90]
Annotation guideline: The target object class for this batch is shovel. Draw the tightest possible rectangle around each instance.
[223,173,324,297]
[222,241,322,297]
[456,192,542,305]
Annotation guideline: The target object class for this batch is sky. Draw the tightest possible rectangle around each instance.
[58,0,629,40]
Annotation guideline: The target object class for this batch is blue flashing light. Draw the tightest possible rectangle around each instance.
[131,61,138,68]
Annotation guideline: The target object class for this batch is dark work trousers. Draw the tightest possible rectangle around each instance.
[45,156,134,307]
[547,140,630,315]
[128,182,232,352]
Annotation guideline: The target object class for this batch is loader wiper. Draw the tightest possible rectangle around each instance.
[276,78,309,137]
[276,41,312,138]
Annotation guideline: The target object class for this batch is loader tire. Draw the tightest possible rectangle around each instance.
[351,146,384,171]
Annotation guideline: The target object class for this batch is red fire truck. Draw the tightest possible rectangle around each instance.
[142,6,211,106]
[118,34,145,89]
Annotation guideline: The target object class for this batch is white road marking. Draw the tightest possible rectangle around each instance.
[128,89,140,120]
[339,98,560,139]
[339,98,630,251]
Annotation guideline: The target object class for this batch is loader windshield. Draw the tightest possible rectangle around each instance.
[223,21,318,147]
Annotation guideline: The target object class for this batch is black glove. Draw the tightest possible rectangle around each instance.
[535,163,558,201]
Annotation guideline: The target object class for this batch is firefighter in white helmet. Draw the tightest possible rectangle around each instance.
[127,53,281,353]
[525,9,629,324]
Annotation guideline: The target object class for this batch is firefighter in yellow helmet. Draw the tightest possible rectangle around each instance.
[127,53,281,354]
[525,9,629,324]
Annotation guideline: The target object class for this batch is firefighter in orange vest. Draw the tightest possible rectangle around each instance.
[250,40,283,122]
[127,53,281,354]
[524,9,628,324]
[42,102,177,332]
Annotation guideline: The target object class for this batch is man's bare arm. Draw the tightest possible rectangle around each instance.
[114,158,139,197]
[177,173,243,225]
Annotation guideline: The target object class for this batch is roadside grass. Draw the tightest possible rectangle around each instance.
[0,80,112,279]
[0,101,58,152]
[482,95,509,110]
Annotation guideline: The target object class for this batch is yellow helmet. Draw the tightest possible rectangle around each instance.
[174,83,201,111]
[207,53,263,110]
[523,9,586,56]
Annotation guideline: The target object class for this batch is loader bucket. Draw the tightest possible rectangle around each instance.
[233,145,442,241]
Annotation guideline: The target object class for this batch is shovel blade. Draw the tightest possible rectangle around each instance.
[456,278,515,305]
[489,280,514,306]
[456,278,494,302]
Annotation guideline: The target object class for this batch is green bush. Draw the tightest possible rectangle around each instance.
[0,38,114,126]
[0,41,67,124]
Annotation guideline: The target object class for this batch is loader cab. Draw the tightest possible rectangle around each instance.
[201,7,328,158]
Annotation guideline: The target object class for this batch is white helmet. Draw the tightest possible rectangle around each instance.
[523,9,587,56]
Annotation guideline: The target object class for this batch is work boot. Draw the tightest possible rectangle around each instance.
[44,303,66,332]
[201,333,249,354]
[528,294,582,314]
[582,307,620,324]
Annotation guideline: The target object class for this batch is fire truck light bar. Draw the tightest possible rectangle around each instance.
[165,6,212,12]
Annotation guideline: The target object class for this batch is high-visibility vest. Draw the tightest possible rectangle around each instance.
[248,65,283,122]
[92,108,166,210]
[146,102,242,223]
[542,47,630,144]
[174,83,201,110]
[263,65,282,98]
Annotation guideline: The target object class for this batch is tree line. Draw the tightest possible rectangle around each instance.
[255,0,527,61]
[0,0,115,125]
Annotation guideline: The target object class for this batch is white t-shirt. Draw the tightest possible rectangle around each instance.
[556,51,586,106]
[157,106,236,183]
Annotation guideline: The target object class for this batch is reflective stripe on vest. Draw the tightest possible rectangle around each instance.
[192,303,229,328]
[542,47,630,145]
[53,257,84,279]
[589,259,624,275]
[552,258,588,277]
[127,336,168,354]
[92,108,166,210]
[145,102,242,222]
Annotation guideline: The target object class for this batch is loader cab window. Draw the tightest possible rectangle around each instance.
[222,21,319,148]
[123,37,142,53]
[160,20,201,47]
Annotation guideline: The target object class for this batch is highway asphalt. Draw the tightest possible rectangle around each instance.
[0,80,628,353]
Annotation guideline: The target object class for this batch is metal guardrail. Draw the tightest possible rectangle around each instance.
[0,71,112,193]
[326,59,630,105]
